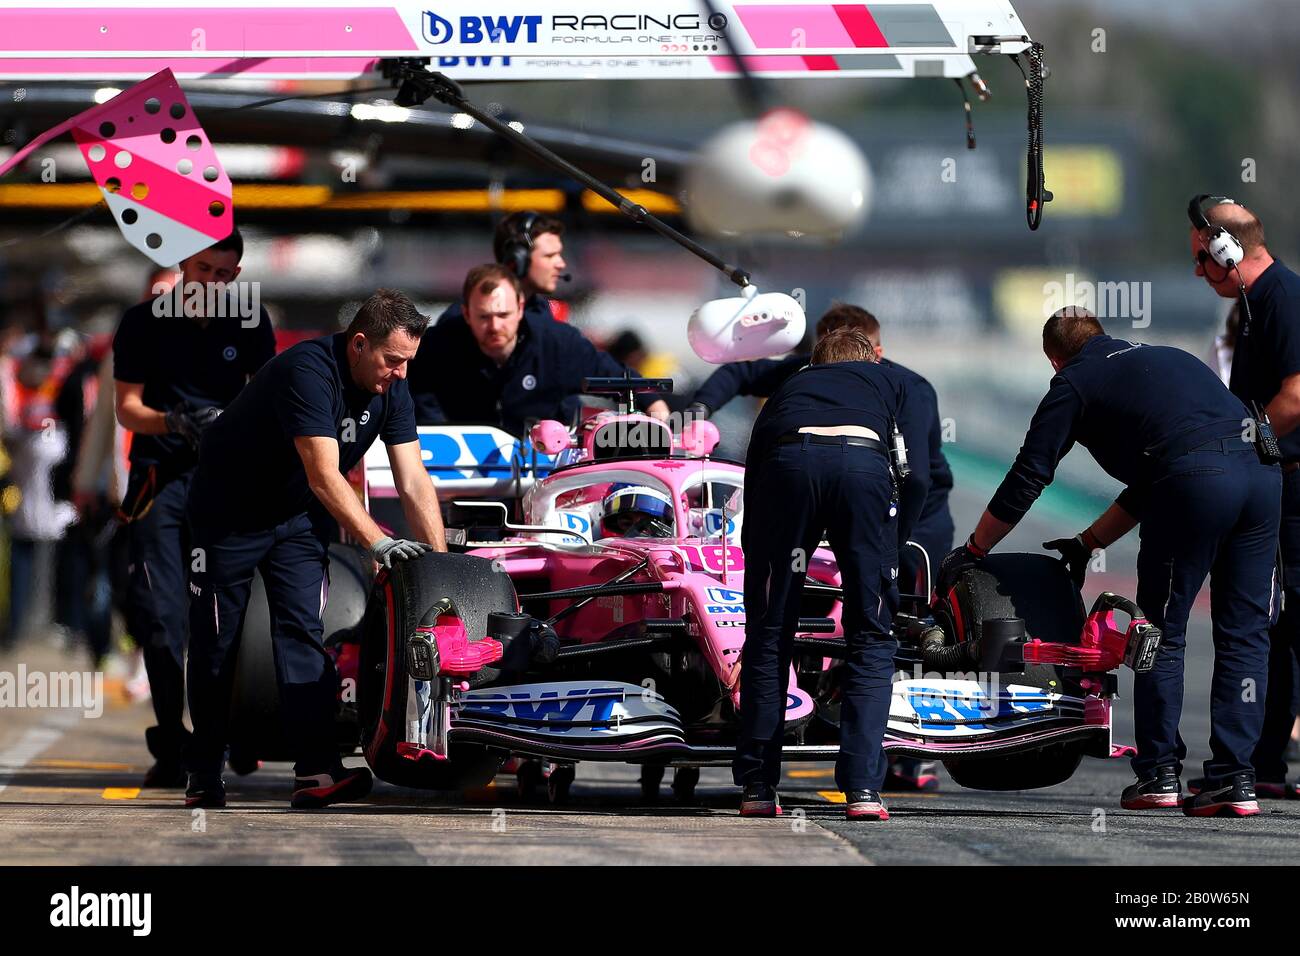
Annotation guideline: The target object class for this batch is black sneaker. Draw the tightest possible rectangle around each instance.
[845,789,889,820]
[739,782,779,818]
[1120,766,1181,810]
[143,760,187,789]
[1187,776,1299,800]
[184,772,226,808]
[1256,779,1300,800]
[291,765,373,810]
[1182,773,1259,817]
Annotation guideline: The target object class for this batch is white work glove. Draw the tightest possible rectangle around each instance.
[370,536,433,568]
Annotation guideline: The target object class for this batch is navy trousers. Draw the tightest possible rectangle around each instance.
[1132,446,1280,783]
[734,437,899,792]
[125,471,193,763]
[185,509,337,778]
[1252,466,1300,782]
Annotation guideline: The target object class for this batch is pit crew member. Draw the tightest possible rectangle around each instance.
[737,327,930,821]
[112,229,275,788]
[408,263,669,432]
[1189,196,1300,800]
[436,210,569,329]
[183,290,446,809]
[945,307,1279,817]
[690,303,950,791]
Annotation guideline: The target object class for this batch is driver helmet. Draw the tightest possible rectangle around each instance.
[599,483,674,538]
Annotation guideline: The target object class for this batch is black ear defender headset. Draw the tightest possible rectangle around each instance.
[498,211,539,279]
[1187,194,1246,272]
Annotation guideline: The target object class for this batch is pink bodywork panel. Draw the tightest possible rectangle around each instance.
[471,455,844,696]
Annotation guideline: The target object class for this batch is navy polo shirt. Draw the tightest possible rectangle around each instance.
[989,335,1252,524]
[189,333,417,531]
[695,352,953,542]
[408,299,638,435]
[747,360,932,544]
[112,297,276,471]
[692,353,808,414]
[1230,259,1300,461]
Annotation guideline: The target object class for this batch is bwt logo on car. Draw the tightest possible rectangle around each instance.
[704,586,744,615]
[907,686,1053,727]
[462,687,624,730]
[422,10,542,44]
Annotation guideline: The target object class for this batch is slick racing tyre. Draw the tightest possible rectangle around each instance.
[935,553,1088,791]
[934,552,1086,657]
[358,551,515,790]
[229,543,371,762]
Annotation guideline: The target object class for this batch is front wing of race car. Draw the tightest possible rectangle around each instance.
[354,536,1153,791]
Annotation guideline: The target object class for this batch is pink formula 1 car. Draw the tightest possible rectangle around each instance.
[230,382,1160,802]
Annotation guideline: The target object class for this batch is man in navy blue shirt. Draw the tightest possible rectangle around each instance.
[183,289,446,810]
[946,308,1279,817]
[112,229,276,788]
[737,327,930,822]
[1191,198,1300,800]
[408,263,668,433]
[693,303,953,792]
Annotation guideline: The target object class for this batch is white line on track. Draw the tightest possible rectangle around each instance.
[0,711,80,795]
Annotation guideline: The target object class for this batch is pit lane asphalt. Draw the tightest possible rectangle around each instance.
[0,482,1296,865]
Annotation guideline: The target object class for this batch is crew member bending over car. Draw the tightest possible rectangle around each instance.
[691,303,951,792]
[737,327,930,821]
[690,304,953,597]
[408,263,669,433]
[112,229,275,788]
[943,307,1280,818]
[183,290,447,810]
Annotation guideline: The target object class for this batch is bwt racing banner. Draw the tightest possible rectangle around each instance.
[0,1,1033,65]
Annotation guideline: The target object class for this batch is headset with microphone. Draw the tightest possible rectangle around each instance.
[499,210,538,279]
[499,211,571,285]
[1188,193,1261,353]
[1187,194,1246,271]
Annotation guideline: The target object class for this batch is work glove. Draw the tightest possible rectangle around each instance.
[935,537,985,598]
[165,404,222,450]
[685,402,711,422]
[370,535,433,569]
[1043,534,1094,590]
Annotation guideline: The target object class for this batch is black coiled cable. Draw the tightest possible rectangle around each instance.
[1013,41,1052,231]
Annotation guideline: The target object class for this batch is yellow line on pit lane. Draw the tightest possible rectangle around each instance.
[32,759,132,771]
[788,769,834,779]
[101,788,141,800]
